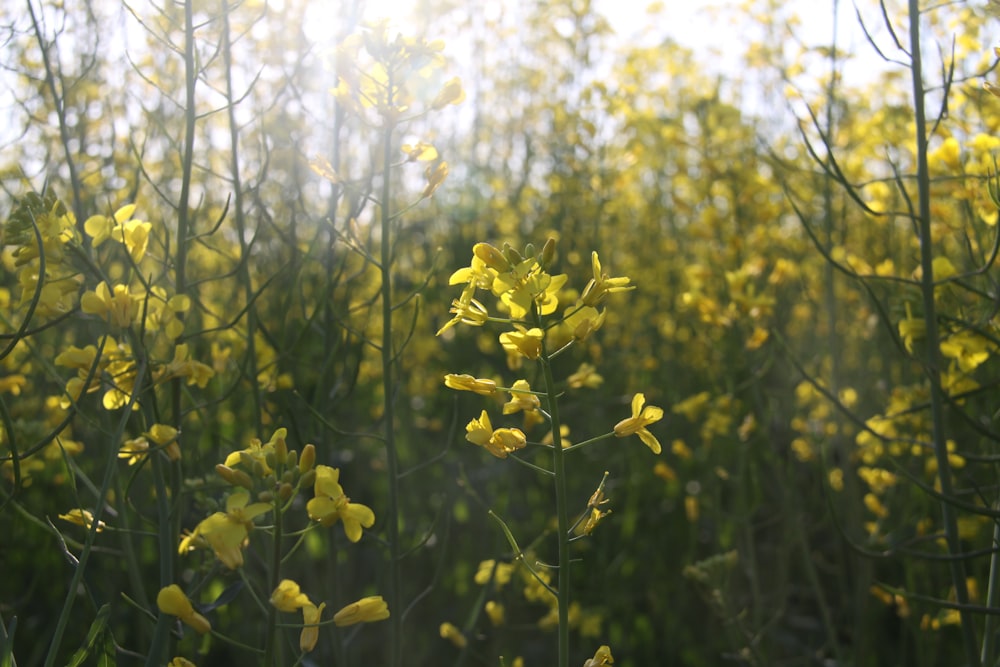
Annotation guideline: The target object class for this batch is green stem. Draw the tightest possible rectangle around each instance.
[45,360,146,667]
[906,2,979,663]
[263,491,283,666]
[539,338,570,667]
[380,72,403,667]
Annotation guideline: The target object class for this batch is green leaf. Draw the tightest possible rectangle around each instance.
[66,604,110,667]
[0,614,17,667]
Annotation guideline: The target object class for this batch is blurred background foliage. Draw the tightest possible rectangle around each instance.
[3,0,1000,665]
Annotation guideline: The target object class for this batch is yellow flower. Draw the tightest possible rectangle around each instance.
[300,601,326,653]
[306,465,376,542]
[431,76,465,109]
[84,204,151,262]
[439,621,467,648]
[499,327,543,360]
[465,410,527,458]
[613,393,664,454]
[485,600,505,626]
[333,596,389,627]
[581,251,634,307]
[168,658,196,667]
[58,508,105,532]
[444,373,497,395]
[81,281,138,329]
[502,379,541,414]
[473,559,516,588]
[437,291,490,336]
[561,302,606,341]
[118,436,150,465]
[156,585,211,635]
[224,428,286,476]
[179,489,270,569]
[567,362,603,389]
[583,644,614,667]
[270,579,312,612]
[147,423,180,461]
[495,260,567,319]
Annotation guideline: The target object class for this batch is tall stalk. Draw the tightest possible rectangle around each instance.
[906,1,979,663]
[380,69,403,667]
[538,339,570,667]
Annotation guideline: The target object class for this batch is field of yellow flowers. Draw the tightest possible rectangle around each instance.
[3,1,1000,665]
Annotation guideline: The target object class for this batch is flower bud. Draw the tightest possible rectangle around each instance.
[299,444,316,474]
[299,469,316,488]
[279,483,294,501]
[216,464,253,490]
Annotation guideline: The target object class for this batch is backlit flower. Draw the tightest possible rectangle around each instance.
[333,596,389,626]
[306,465,375,542]
[581,251,634,306]
[300,601,326,652]
[583,645,614,667]
[270,579,311,612]
[58,508,105,532]
[179,489,270,569]
[499,327,543,360]
[157,584,211,634]
[614,393,663,454]
[444,373,497,395]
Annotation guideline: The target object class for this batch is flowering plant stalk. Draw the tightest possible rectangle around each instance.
[439,240,660,667]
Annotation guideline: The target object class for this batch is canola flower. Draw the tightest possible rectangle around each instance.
[333,596,389,627]
[614,393,664,454]
[306,465,375,542]
[179,489,270,569]
[157,585,210,634]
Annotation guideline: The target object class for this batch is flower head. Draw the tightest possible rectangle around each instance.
[499,327,543,360]
[581,251,634,307]
[58,508,105,532]
[465,410,527,458]
[444,373,497,395]
[333,596,389,627]
[583,645,614,667]
[270,579,312,612]
[300,601,327,653]
[614,393,664,454]
[306,465,376,542]
[179,489,271,569]
[157,585,211,634]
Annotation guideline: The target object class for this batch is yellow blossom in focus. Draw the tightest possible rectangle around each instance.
[156,585,211,634]
[503,379,541,415]
[168,659,196,667]
[270,579,312,612]
[119,436,150,465]
[613,393,664,454]
[439,621,467,648]
[147,423,180,461]
[301,601,326,653]
[58,508,105,532]
[464,410,527,458]
[179,489,270,569]
[581,251,634,307]
[306,465,376,542]
[81,281,138,329]
[499,327,543,360]
[333,596,389,626]
[444,373,497,395]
